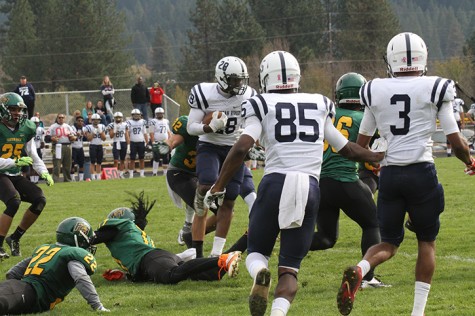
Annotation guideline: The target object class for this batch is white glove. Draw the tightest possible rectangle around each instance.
[208,111,228,132]
[370,137,388,152]
[96,305,110,312]
[204,185,226,210]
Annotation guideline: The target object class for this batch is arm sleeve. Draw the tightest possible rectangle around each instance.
[186,108,206,136]
[324,118,349,152]
[25,139,48,175]
[438,101,460,135]
[241,116,262,141]
[6,257,32,280]
[91,226,118,244]
[68,261,104,310]
[358,108,378,136]
[0,157,16,170]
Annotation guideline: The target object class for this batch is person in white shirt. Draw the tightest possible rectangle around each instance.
[106,112,129,178]
[149,107,171,175]
[84,114,106,180]
[45,114,76,182]
[447,97,466,156]
[126,109,148,178]
[204,51,384,316]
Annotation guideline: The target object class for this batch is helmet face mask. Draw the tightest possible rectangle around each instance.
[215,56,249,95]
[259,51,301,93]
[335,72,367,110]
[0,93,27,126]
[131,109,141,120]
[386,32,427,77]
[113,112,123,123]
[56,217,95,253]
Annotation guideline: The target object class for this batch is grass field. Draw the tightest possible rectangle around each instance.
[1,157,474,315]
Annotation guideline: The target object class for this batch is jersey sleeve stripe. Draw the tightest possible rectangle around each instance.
[430,77,442,103]
[191,86,202,110]
[248,98,262,121]
[256,94,269,117]
[196,84,209,109]
[435,79,451,110]
[366,80,372,106]
[360,83,368,106]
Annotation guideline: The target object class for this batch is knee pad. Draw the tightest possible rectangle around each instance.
[4,196,21,217]
[30,196,46,215]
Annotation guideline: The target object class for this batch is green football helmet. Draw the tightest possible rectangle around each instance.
[107,207,136,221]
[56,217,95,251]
[335,72,367,109]
[0,92,27,124]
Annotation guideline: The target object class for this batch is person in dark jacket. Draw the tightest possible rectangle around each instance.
[13,76,36,119]
[131,76,150,123]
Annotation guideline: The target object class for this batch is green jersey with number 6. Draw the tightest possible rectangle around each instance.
[98,218,155,277]
[0,119,36,175]
[321,108,363,182]
[169,115,198,173]
[22,244,97,311]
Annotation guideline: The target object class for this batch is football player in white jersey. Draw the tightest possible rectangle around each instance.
[446,96,466,156]
[336,33,475,316]
[29,116,45,183]
[204,51,384,316]
[107,112,129,178]
[70,116,86,181]
[127,109,148,178]
[149,107,171,175]
[186,56,257,258]
[84,114,106,180]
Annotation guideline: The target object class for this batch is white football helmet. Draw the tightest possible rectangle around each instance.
[154,107,165,114]
[215,56,249,95]
[91,113,101,120]
[386,32,427,77]
[259,51,300,93]
[471,103,475,110]
[131,108,141,120]
[113,112,123,118]
[30,116,40,123]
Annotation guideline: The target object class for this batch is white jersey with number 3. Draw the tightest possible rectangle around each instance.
[242,93,336,180]
[359,76,457,166]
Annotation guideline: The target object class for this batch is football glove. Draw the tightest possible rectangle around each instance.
[247,145,266,161]
[40,172,54,186]
[15,157,33,167]
[153,141,170,155]
[464,156,475,176]
[370,137,388,152]
[208,111,228,132]
[204,185,226,210]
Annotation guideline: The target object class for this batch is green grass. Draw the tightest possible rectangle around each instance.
[2,157,475,315]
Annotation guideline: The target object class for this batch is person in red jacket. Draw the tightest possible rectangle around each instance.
[149,82,165,114]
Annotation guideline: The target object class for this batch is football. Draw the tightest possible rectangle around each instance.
[202,111,223,125]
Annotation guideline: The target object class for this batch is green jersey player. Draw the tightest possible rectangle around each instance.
[0,217,108,313]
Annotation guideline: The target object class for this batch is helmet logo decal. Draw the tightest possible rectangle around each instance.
[74,221,90,236]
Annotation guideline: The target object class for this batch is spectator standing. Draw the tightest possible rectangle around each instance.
[45,114,76,182]
[149,107,171,175]
[0,92,53,259]
[131,76,150,123]
[13,76,35,118]
[100,76,115,116]
[81,101,95,120]
[336,32,475,316]
[149,81,165,114]
[84,114,106,181]
[71,116,86,181]
[107,112,129,179]
[29,116,45,184]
